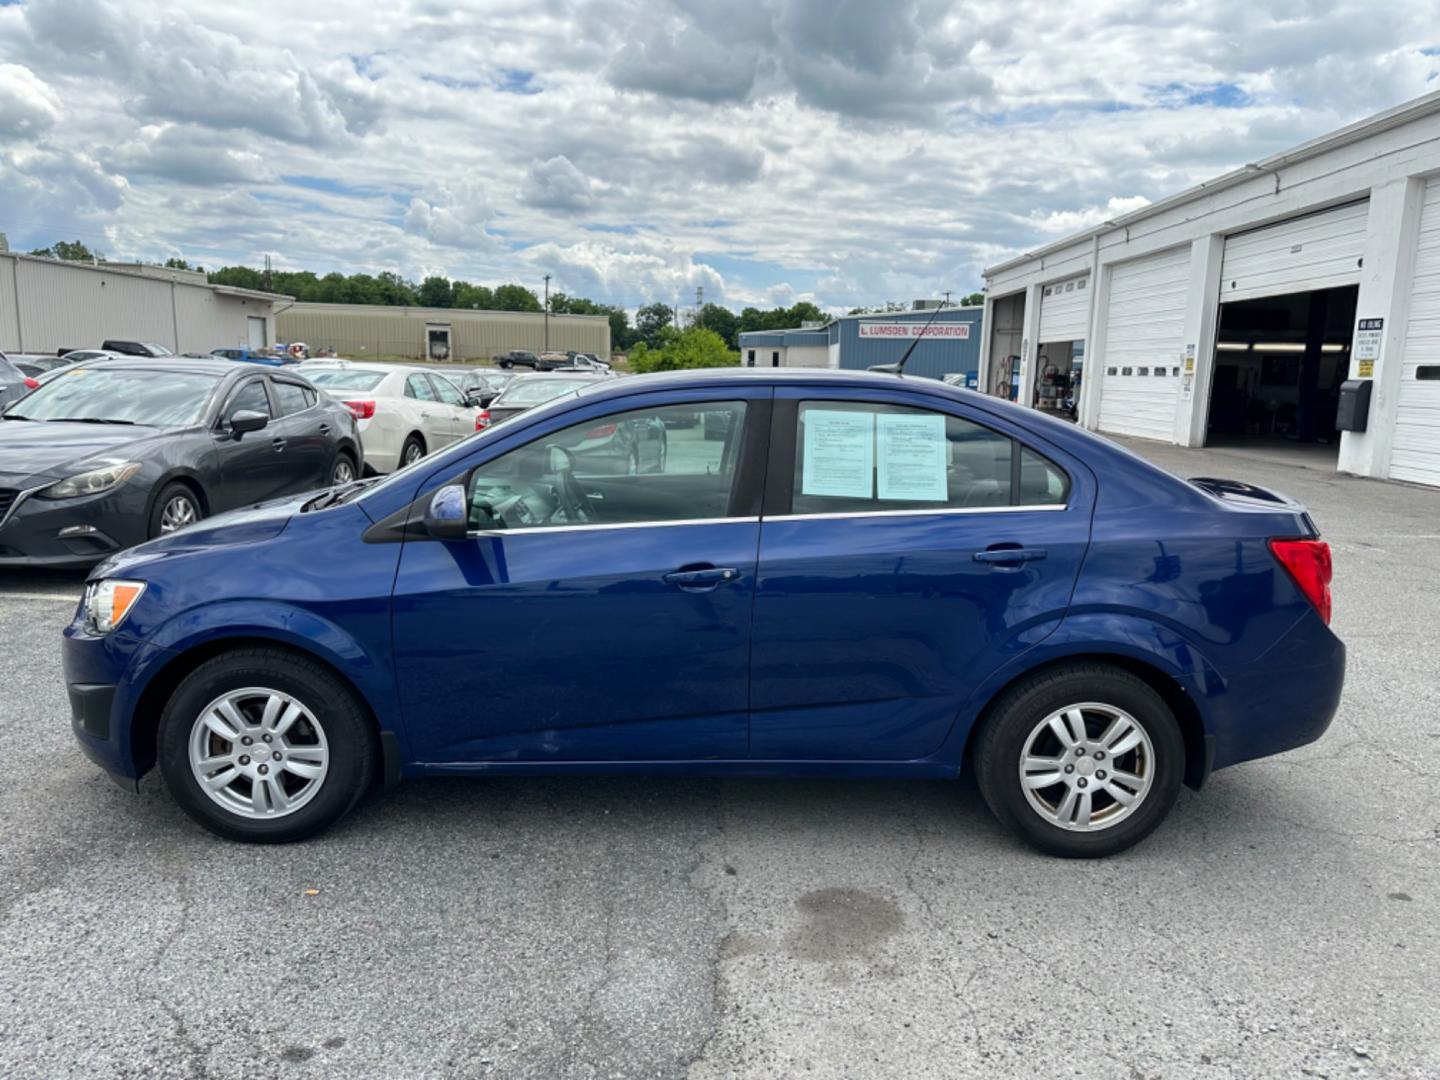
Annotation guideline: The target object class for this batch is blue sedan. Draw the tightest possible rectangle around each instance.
[62,369,1343,856]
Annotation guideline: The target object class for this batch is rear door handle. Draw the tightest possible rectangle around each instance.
[271,437,287,452]
[974,547,1047,564]
[318,423,331,435]
[663,566,739,591]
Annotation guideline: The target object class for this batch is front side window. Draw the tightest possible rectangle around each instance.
[788,401,1068,515]
[224,380,272,421]
[464,401,749,531]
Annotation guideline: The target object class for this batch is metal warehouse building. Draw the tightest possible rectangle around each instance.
[981,89,1440,489]
[740,306,983,383]
[0,252,286,354]
[277,302,612,363]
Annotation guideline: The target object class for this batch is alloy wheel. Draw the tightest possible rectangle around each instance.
[332,458,355,485]
[403,442,424,466]
[1018,702,1155,832]
[160,494,198,533]
[187,687,330,820]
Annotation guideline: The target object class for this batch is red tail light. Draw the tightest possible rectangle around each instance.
[1269,538,1332,625]
[343,400,375,420]
[23,377,39,390]
[475,409,491,431]
[582,422,617,439]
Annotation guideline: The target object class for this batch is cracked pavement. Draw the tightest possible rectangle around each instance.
[1,439,1437,1078]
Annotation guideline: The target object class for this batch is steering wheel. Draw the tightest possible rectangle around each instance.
[549,446,598,522]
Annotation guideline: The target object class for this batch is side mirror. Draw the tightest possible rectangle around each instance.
[229,409,269,437]
[424,483,470,541]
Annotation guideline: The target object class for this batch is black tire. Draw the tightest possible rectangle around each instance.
[148,482,204,539]
[399,434,426,468]
[973,663,1184,858]
[157,648,376,843]
[498,359,512,369]
[330,451,357,486]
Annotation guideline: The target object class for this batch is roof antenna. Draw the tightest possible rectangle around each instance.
[867,296,949,375]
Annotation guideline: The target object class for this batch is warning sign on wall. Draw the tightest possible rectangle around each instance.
[1355,318,1383,378]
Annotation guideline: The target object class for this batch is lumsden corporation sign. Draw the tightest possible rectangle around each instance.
[856,322,971,339]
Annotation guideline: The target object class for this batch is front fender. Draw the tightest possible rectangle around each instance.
[130,599,409,757]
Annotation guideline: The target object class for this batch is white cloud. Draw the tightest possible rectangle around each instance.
[0,0,1434,306]
[0,62,60,139]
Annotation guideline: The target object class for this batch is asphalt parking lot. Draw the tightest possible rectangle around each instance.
[1,438,1437,1079]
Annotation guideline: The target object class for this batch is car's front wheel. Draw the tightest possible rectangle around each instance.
[149,483,203,538]
[157,649,376,842]
[974,663,1184,857]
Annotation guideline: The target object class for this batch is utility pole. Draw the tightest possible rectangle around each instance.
[942,290,953,307]
[696,286,704,328]
[543,273,551,353]
[263,253,273,292]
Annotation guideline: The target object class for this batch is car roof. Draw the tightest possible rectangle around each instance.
[66,356,251,378]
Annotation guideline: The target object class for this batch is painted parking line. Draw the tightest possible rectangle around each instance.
[0,592,81,603]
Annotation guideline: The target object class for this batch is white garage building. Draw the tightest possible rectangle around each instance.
[980,90,1440,488]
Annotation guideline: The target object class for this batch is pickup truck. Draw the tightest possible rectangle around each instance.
[494,350,571,371]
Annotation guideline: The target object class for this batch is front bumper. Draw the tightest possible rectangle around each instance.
[0,486,147,567]
[62,619,172,787]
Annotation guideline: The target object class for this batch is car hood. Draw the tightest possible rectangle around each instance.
[93,491,314,578]
[0,421,168,486]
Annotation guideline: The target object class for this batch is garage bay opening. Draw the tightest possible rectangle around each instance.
[1205,284,1357,463]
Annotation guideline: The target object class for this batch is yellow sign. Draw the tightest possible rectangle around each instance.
[1358,359,1374,378]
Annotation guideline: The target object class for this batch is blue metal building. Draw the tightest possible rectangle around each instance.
[739,307,983,383]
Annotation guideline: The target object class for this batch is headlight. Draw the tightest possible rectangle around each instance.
[83,579,147,634]
[41,461,141,499]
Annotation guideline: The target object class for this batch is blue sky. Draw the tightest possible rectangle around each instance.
[0,0,1437,313]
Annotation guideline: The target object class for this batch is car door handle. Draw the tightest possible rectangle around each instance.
[271,437,287,452]
[974,546,1047,564]
[318,423,331,435]
[663,566,739,591]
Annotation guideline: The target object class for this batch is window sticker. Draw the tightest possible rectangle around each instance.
[876,412,947,501]
[801,410,874,498]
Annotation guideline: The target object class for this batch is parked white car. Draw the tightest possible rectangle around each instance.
[301,363,479,473]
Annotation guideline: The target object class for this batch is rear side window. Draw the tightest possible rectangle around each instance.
[405,374,437,401]
[429,375,465,406]
[271,380,311,416]
[787,401,1068,515]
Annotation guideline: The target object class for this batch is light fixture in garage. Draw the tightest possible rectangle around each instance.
[1216,342,1251,351]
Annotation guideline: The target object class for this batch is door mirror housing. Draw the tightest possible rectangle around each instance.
[229,409,269,437]
[424,483,469,541]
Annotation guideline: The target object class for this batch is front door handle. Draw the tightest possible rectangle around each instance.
[318,423,331,435]
[974,546,1047,565]
[663,566,739,591]
[271,437,288,452]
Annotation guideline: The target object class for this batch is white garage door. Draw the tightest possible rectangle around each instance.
[1096,247,1189,441]
[1038,274,1090,343]
[1390,179,1440,488]
[1219,200,1368,303]
[247,316,267,350]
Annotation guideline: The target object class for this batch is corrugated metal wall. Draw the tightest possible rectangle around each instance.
[836,308,983,380]
[276,303,612,361]
[0,254,274,354]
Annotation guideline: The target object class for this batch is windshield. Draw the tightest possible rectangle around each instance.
[497,378,590,406]
[306,370,386,391]
[144,343,174,357]
[5,368,220,425]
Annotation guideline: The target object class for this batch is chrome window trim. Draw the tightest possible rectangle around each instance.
[471,515,760,538]
[774,503,1068,522]
[464,501,1067,538]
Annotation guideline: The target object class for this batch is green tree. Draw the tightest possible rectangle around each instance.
[635,302,675,349]
[418,275,454,308]
[698,303,739,348]
[209,265,267,290]
[628,326,738,373]
[493,283,542,312]
[960,291,985,307]
[607,308,634,350]
[30,240,101,262]
[376,271,418,306]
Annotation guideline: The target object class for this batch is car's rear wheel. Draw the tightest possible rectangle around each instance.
[330,452,356,486]
[149,483,203,538]
[400,434,425,468]
[157,649,376,843]
[974,664,1184,858]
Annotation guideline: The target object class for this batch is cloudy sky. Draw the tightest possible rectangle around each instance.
[1,0,1437,313]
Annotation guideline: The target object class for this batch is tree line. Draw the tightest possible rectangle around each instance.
[24,240,977,354]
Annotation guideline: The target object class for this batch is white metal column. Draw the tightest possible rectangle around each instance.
[1388,177,1440,486]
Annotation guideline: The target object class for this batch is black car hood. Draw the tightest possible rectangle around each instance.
[0,421,169,486]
